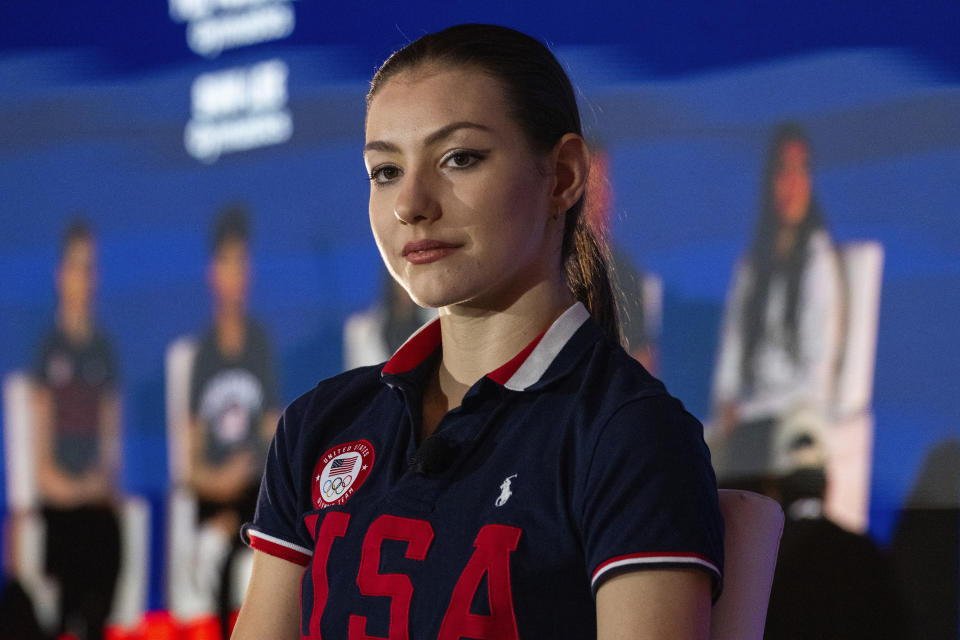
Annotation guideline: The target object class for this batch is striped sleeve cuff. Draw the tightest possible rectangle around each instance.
[591,552,722,596]
[242,525,313,567]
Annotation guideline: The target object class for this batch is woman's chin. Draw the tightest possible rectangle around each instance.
[405,289,458,310]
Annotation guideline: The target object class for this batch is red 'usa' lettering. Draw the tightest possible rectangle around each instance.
[307,511,350,639]
[348,515,435,640]
[306,517,521,639]
[437,524,522,640]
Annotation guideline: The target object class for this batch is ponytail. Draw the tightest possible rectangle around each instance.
[563,200,622,345]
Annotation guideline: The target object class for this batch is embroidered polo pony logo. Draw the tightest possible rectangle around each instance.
[495,474,518,507]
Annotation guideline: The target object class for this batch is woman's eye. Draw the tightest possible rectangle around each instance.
[369,165,401,184]
[442,150,483,170]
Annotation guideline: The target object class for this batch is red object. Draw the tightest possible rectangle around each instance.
[135,610,222,640]
[180,616,221,640]
[105,625,143,640]
[139,611,177,640]
[66,610,240,640]
[228,610,240,636]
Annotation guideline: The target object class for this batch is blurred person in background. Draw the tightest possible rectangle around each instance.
[890,439,960,639]
[764,427,907,639]
[342,272,436,370]
[185,205,281,634]
[0,579,44,639]
[31,219,121,640]
[711,123,843,491]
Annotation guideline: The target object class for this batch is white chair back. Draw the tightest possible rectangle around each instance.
[832,241,884,420]
[711,489,785,640]
[3,371,38,511]
[823,241,884,533]
[165,336,197,486]
[164,335,205,618]
[641,273,663,345]
[2,371,60,629]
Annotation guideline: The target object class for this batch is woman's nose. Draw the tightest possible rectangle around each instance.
[393,169,441,225]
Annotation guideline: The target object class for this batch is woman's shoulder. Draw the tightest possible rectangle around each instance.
[727,251,756,288]
[604,338,704,420]
[803,229,841,284]
[807,228,836,254]
[280,364,387,432]
[243,317,274,346]
[291,364,384,407]
[574,336,678,420]
[571,340,713,495]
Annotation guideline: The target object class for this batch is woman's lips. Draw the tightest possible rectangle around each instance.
[403,240,460,264]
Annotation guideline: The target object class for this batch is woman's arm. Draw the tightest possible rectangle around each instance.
[185,415,254,501]
[232,550,304,640]
[711,259,751,434]
[261,409,282,444]
[85,389,121,501]
[596,569,712,640]
[793,236,842,410]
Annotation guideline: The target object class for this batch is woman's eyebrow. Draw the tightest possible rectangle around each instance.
[423,121,490,146]
[364,121,490,154]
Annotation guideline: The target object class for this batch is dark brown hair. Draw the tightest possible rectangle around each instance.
[61,217,94,257]
[742,123,828,387]
[211,203,251,254]
[367,24,621,342]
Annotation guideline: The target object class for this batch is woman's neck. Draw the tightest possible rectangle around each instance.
[58,305,93,344]
[421,279,574,435]
[215,309,246,357]
[775,225,799,261]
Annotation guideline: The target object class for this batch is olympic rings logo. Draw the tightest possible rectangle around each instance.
[322,475,353,498]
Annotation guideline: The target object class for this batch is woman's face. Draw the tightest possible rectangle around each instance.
[364,66,560,310]
[210,237,250,311]
[773,139,812,227]
[57,237,96,312]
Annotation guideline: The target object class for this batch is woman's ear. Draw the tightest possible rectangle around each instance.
[549,133,590,216]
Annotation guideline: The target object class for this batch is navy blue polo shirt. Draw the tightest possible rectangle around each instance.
[243,303,723,639]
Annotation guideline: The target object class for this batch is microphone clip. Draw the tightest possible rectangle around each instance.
[410,434,458,476]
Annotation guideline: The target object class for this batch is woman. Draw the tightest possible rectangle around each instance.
[31,220,122,640]
[712,124,843,488]
[234,24,722,639]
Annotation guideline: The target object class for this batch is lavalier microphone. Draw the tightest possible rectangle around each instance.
[410,434,458,476]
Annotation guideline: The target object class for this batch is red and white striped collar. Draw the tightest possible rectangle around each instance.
[382,302,591,391]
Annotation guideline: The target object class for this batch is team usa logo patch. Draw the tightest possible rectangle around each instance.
[311,439,375,508]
